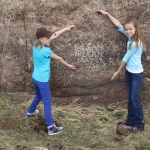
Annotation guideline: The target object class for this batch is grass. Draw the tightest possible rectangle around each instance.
[0,91,150,150]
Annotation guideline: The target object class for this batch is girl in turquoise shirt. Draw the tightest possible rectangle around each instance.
[26,26,76,135]
[97,10,146,133]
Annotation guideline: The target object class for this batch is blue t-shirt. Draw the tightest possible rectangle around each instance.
[32,41,53,82]
[118,26,143,72]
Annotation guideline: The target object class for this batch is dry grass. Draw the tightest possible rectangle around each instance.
[0,91,150,150]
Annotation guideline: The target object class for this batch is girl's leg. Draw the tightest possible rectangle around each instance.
[131,72,144,129]
[27,79,42,113]
[126,70,134,125]
[38,81,54,127]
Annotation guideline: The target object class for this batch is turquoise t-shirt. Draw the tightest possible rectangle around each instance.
[118,26,143,71]
[32,41,53,82]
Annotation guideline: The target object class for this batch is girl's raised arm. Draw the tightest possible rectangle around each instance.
[50,25,75,41]
[97,10,122,28]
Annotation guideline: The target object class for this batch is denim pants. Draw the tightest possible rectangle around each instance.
[27,78,54,127]
[126,70,144,129]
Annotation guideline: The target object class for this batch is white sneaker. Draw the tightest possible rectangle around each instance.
[48,124,63,135]
[25,110,39,118]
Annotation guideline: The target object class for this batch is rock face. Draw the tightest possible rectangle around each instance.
[0,0,150,105]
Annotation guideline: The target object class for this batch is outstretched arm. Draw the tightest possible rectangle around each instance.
[50,53,77,70]
[50,25,75,40]
[111,61,126,80]
[97,10,122,28]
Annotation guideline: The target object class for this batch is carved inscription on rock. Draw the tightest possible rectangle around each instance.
[0,0,150,104]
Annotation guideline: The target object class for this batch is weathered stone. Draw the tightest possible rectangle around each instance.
[116,125,129,136]
[0,0,150,105]
[114,134,123,141]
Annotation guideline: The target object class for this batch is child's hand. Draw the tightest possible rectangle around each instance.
[97,10,109,15]
[111,71,119,80]
[66,25,75,31]
[68,64,77,70]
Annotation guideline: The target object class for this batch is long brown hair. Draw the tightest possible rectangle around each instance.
[124,19,146,51]
[35,39,42,50]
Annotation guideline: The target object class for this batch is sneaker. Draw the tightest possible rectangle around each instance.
[48,124,63,135]
[25,110,39,118]
[128,127,144,133]
[117,120,132,127]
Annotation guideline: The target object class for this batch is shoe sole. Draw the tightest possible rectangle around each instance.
[128,130,144,133]
[128,128,144,133]
[25,110,39,118]
[48,130,63,135]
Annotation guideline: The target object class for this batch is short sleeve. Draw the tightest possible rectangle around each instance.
[42,47,53,58]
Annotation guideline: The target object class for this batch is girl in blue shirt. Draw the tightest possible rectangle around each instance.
[97,10,146,133]
[26,26,76,135]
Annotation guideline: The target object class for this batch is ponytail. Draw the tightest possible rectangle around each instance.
[35,39,42,50]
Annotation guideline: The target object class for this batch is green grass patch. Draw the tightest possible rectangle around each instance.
[106,107,114,112]
[0,91,8,100]
[135,141,150,150]
[3,112,11,116]
[99,117,109,123]
[115,111,125,119]
[0,93,150,150]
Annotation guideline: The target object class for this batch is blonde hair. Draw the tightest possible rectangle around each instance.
[124,19,146,51]
[35,39,42,50]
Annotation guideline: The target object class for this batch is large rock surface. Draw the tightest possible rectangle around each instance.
[0,0,150,105]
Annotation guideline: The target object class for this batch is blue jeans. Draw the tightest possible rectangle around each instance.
[126,70,144,129]
[27,78,54,127]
